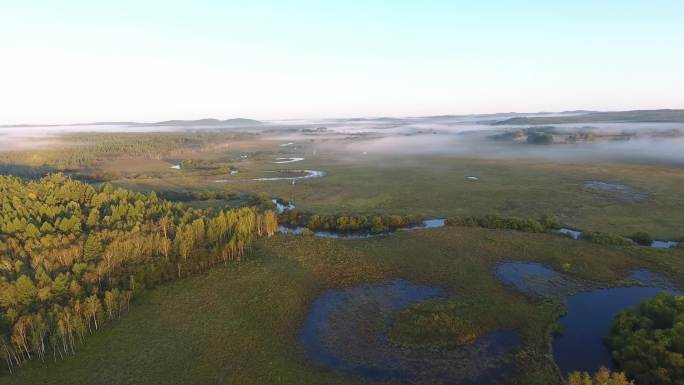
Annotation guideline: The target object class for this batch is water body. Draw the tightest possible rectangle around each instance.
[495,261,678,375]
[300,280,521,385]
[272,199,295,214]
[272,157,304,164]
[495,262,587,298]
[651,240,679,249]
[553,286,677,375]
[279,219,446,239]
[253,169,325,181]
[629,269,675,287]
[557,227,582,240]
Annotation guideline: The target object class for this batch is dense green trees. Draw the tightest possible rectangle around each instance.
[446,214,553,233]
[579,231,633,246]
[445,214,649,248]
[0,132,255,173]
[278,210,423,233]
[566,367,634,385]
[605,293,684,385]
[527,132,555,145]
[0,174,277,375]
[630,232,653,246]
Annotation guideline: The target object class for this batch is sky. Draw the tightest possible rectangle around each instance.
[1,0,683,124]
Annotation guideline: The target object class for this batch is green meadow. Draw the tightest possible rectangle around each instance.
[7,226,684,385]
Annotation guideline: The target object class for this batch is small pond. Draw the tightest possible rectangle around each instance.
[300,280,521,384]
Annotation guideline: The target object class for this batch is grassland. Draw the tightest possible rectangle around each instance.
[109,148,684,239]
[5,131,681,238]
[7,226,684,385]
[3,129,683,384]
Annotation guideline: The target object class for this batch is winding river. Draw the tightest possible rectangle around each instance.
[274,200,679,248]
[253,169,325,181]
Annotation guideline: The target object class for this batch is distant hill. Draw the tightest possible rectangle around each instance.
[492,109,684,125]
[151,118,263,126]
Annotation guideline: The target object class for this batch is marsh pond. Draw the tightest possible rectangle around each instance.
[300,280,520,385]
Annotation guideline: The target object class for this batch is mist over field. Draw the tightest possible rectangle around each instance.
[4,1,684,384]
[273,117,684,166]
[4,115,684,165]
[330,131,684,165]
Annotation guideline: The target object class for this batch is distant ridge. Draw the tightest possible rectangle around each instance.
[492,109,684,125]
[150,118,263,126]
[416,111,596,120]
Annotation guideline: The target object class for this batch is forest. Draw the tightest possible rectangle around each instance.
[0,131,255,172]
[0,174,278,374]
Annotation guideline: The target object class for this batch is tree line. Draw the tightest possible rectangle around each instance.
[0,131,255,172]
[0,174,278,375]
[445,214,560,233]
[445,214,678,248]
[278,210,424,233]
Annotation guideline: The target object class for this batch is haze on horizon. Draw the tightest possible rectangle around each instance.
[2,0,683,125]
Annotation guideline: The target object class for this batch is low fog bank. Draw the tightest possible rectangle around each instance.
[2,118,684,166]
[314,130,684,166]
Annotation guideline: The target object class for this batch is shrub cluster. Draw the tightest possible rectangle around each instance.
[279,210,423,233]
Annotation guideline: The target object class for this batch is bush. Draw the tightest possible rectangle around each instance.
[630,232,653,246]
[278,211,423,233]
[539,214,561,230]
[566,367,634,385]
[550,322,564,337]
[527,132,554,145]
[446,215,547,233]
[301,228,314,236]
[605,293,684,385]
[580,231,633,246]
[390,301,482,349]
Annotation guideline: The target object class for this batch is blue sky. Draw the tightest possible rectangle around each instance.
[1,1,683,123]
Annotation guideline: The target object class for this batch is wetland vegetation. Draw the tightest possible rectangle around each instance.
[1,110,684,384]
